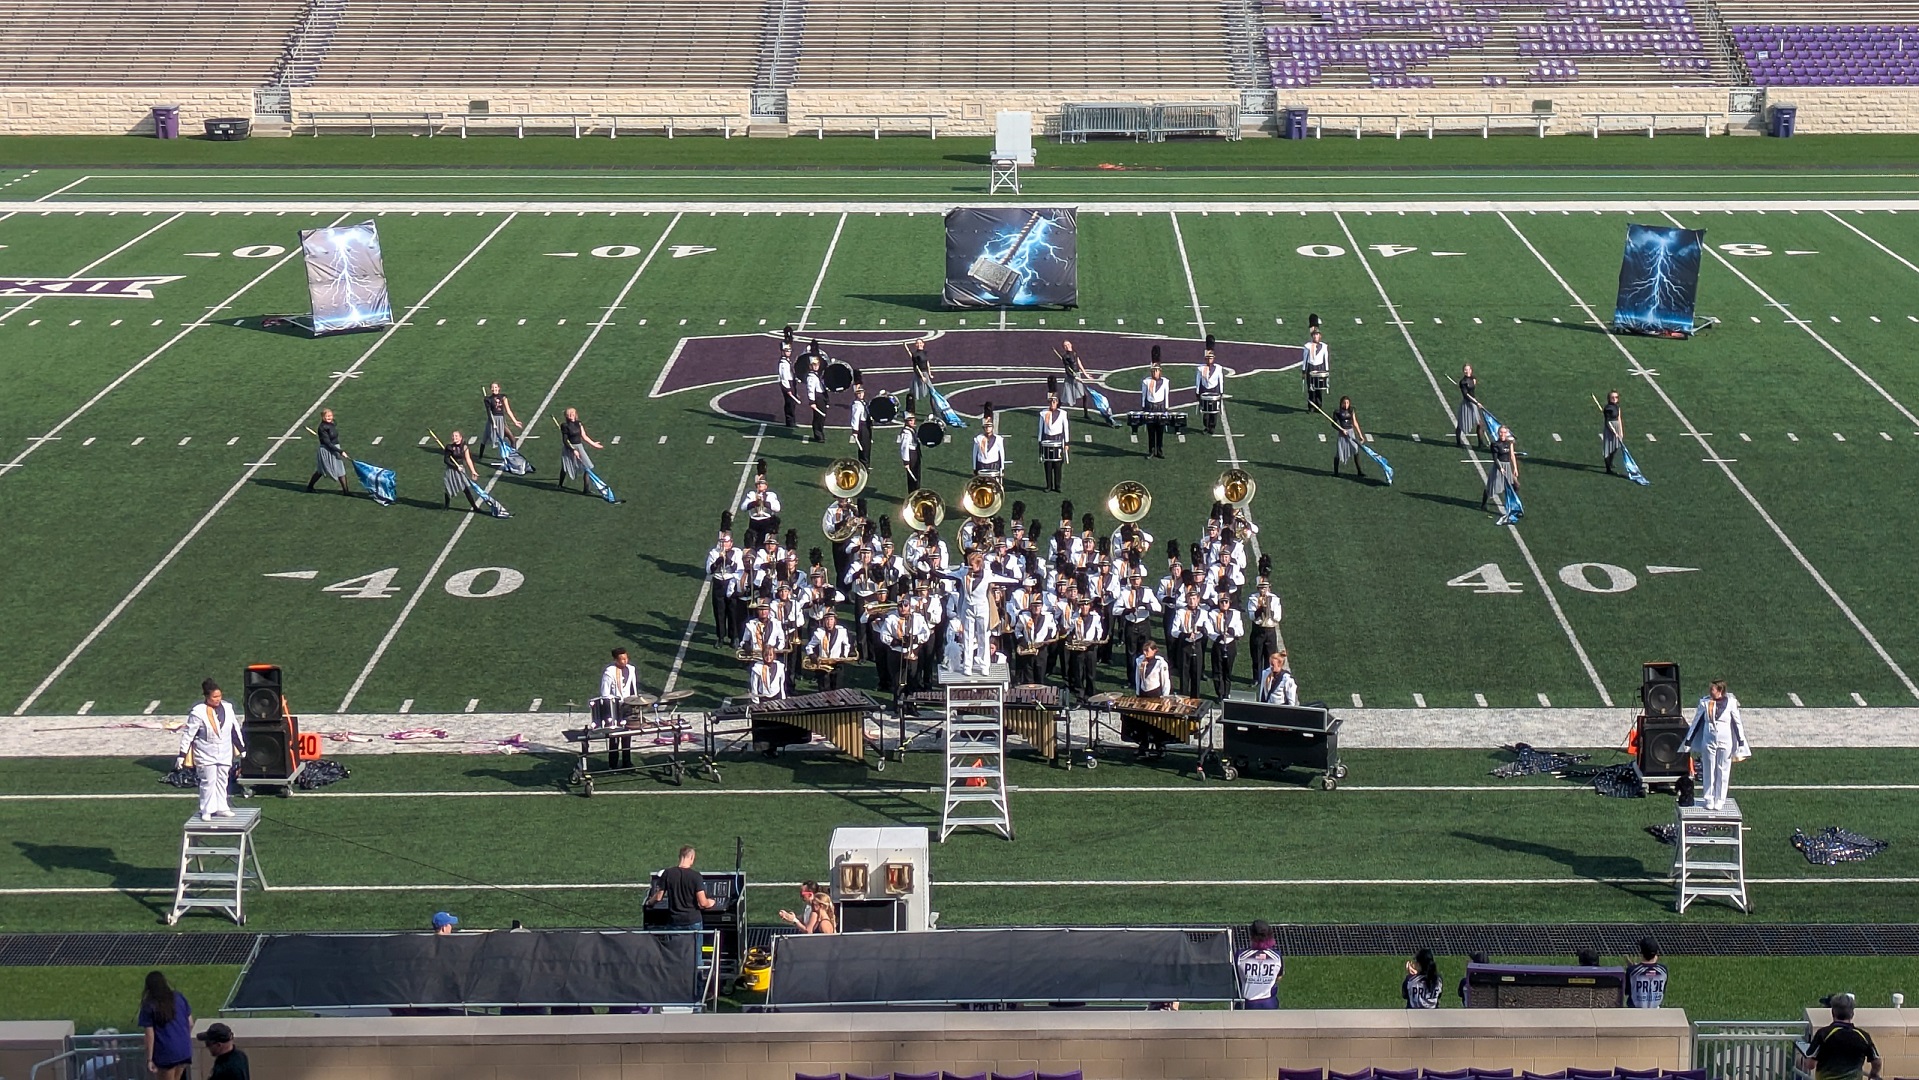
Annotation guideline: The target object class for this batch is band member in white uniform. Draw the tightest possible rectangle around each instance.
[944,551,1021,675]
[1256,649,1298,705]
[738,463,781,549]
[1207,593,1246,698]
[848,378,872,466]
[1132,639,1175,755]
[805,610,856,691]
[1140,348,1172,459]
[1302,323,1330,411]
[778,328,798,428]
[1013,594,1058,686]
[1196,334,1225,436]
[805,356,828,443]
[599,646,642,768]
[1680,678,1750,812]
[1067,595,1105,699]
[706,515,746,646]
[1246,569,1283,668]
[972,417,1006,478]
[898,415,923,491]
[1037,382,1070,493]
[177,679,244,819]
[749,647,787,703]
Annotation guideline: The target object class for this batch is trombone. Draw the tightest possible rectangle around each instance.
[1107,480,1152,524]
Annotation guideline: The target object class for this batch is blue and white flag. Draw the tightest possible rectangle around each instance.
[1084,385,1119,427]
[1620,446,1650,487]
[1479,404,1508,441]
[1362,444,1395,485]
[467,478,511,518]
[1496,483,1524,526]
[352,459,396,505]
[586,467,619,504]
[926,383,967,431]
[497,440,534,476]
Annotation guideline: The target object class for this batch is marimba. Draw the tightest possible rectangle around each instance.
[715,688,881,766]
[1004,685,1065,763]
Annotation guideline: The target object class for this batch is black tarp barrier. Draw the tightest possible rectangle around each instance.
[764,928,1238,1008]
[225,931,705,1011]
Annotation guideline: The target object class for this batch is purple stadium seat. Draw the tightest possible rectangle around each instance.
[897,1074,940,1080]
[1038,1073,1084,1080]
[1522,1072,1568,1079]
[942,1074,987,1080]
[796,1074,841,1080]
[1423,1072,1472,1080]
[991,1073,1037,1080]
[1281,1070,1327,1080]
[1378,1071,1420,1080]
[1617,1070,1661,1079]
[1472,1071,1515,1080]
[1331,1071,1375,1080]
[1660,1072,1708,1080]
[1568,1071,1614,1080]
[847,1075,889,1080]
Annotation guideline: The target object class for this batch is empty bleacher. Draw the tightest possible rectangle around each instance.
[1263,0,1718,88]
[0,0,302,85]
[1719,2,1919,86]
[790,0,1233,88]
[306,0,761,86]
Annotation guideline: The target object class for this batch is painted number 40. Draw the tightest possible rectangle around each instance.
[1448,562,1643,595]
[314,566,525,600]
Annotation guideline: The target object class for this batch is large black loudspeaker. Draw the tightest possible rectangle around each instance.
[239,664,296,780]
[243,664,285,723]
[1640,661,1681,718]
[1636,714,1689,779]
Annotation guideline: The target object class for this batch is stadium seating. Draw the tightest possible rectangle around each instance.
[1718,2,1919,85]
[0,0,303,85]
[1262,0,1714,88]
[790,0,1233,88]
[305,0,760,86]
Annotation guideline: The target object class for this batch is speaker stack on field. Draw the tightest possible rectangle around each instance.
[237,663,306,794]
[1634,661,1689,786]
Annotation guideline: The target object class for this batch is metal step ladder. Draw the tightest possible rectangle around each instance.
[1673,797,1748,914]
[167,808,267,925]
[940,672,1012,841]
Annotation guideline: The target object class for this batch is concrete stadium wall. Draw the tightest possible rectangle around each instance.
[0,1021,74,1080]
[2,85,1918,136]
[146,1010,1692,1080]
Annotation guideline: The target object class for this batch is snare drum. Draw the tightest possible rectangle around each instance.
[589,696,618,727]
[1041,439,1066,462]
[1198,392,1222,416]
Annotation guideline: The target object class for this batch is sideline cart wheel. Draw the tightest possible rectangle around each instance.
[1318,774,1337,791]
[1221,763,1239,781]
[1333,763,1349,780]
[582,777,595,798]
[1084,753,1098,770]
[874,756,887,772]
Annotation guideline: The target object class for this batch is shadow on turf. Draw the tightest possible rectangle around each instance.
[250,476,443,511]
[467,753,576,790]
[847,293,949,314]
[11,841,174,918]
[1517,317,1612,337]
[1448,830,1666,903]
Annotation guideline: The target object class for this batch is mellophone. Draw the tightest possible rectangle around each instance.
[715,687,881,765]
[1126,410,1189,433]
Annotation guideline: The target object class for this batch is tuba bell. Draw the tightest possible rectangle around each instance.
[959,475,1004,520]
[1106,480,1152,524]
[900,488,947,532]
[1214,468,1256,510]
[823,457,869,500]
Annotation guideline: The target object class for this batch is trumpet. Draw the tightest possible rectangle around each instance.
[824,457,868,500]
[960,474,1004,520]
[1107,480,1152,524]
[1017,634,1066,658]
[1214,468,1257,510]
[900,488,947,532]
[803,654,859,672]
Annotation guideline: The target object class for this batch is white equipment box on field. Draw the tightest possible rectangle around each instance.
[829,826,934,932]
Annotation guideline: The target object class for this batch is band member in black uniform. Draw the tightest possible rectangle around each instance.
[778,326,798,428]
[1330,396,1368,480]
[848,375,872,466]
[805,356,828,443]
[1196,334,1225,436]
[1037,380,1069,493]
[308,408,350,493]
[905,339,932,418]
[1302,320,1330,411]
[1455,364,1487,449]
[555,407,604,494]
[441,430,480,510]
[898,415,923,491]
[1140,347,1171,459]
[1600,390,1626,475]
[476,383,523,462]
[1482,425,1521,511]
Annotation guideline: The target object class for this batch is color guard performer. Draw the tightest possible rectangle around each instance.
[972,415,1006,478]
[739,462,781,549]
[1680,678,1749,813]
[1196,334,1225,436]
[307,408,350,494]
[1140,348,1171,459]
[1037,381,1069,493]
[441,430,480,510]
[476,382,523,462]
[1330,396,1369,480]
[1600,390,1626,475]
[176,679,243,819]
[905,339,933,418]
[555,407,604,494]
[804,610,856,691]
[805,355,828,443]
[848,376,872,466]
[1058,339,1090,417]
[1455,364,1487,449]
[749,646,787,703]
[1301,321,1330,411]
[600,647,641,769]
[1480,426,1520,512]
[898,415,923,491]
[778,327,799,428]
[1256,650,1298,705]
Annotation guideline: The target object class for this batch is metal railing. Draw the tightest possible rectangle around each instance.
[1693,1020,1808,1080]
[31,1032,147,1080]
[1059,101,1241,142]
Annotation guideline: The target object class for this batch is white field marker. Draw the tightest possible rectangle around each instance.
[1853,692,1869,706]
[399,699,414,713]
[1474,693,1489,707]
[465,698,479,713]
[1413,694,1426,708]
[144,700,161,715]
[1789,693,1804,707]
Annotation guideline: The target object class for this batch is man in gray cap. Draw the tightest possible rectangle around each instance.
[1804,994,1882,1080]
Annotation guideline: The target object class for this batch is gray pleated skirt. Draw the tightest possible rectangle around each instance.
[1455,400,1481,436]
[1601,426,1624,456]
[443,465,468,499]
[315,445,346,481]
[1484,465,1514,500]
[1336,431,1360,464]
[561,445,593,479]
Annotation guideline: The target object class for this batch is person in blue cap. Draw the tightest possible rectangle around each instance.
[431,911,459,934]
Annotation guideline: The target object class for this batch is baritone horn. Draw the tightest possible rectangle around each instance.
[959,475,1004,519]
[824,458,868,500]
[900,488,947,532]
[1107,480,1152,524]
[1214,468,1257,510]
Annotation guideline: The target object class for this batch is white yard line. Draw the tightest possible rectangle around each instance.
[801,212,847,333]
[32,175,92,202]
[1665,211,1919,428]
[1499,211,1919,703]
[335,214,685,712]
[1334,211,1613,708]
[1168,211,1261,566]
[1825,208,1919,277]
[0,210,182,323]
[0,214,351,481]
[13,214,521,716]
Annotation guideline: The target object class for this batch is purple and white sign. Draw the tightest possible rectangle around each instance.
[0,276,185,299]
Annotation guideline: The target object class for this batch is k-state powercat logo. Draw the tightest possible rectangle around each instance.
[0,276,185,299]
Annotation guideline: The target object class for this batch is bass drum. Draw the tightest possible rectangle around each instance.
[824,361,854,392]
[869,393,898,424]
[918,419,946,447]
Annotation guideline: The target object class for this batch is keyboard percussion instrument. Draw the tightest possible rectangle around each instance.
[715,688,882,767]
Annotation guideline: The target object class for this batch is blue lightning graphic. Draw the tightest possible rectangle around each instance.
[979,213,1072,305]
[1613,224,1703,334]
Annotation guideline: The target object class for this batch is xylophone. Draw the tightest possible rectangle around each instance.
[1112,693,1205,745]
[716,688,880,764]
[1004,684,1065,762]
[1126,410,1189,434]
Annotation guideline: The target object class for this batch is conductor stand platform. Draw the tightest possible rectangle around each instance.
[940,669,1012,841]
[989,156,1020,195]
[1673,797,1749,914]
[168,808,266,926]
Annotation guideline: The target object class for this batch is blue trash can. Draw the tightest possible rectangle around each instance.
[1768,105,1796,138]
[1282,107,1309,140]
[151,105,181,139]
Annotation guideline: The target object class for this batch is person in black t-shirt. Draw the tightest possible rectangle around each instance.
[649,845,715,930]
[1805,994,1882,1080]
[198,1024,249,1080]
[1625,936,1669,1009]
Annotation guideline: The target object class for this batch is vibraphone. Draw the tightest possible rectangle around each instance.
[1217,697,1346,787]
[715,688,882,766]
[1126,410,1189,434]
[1088,693,1217,777]
[563,705,720,796]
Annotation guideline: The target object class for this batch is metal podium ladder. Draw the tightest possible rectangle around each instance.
[1673,797,1748,914]
[940,671,1012,841]
[168,808,267,925]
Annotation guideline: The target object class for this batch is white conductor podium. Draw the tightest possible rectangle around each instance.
[1673,798,1749,914]
[168,808,267,925]
[991,110,1034,194]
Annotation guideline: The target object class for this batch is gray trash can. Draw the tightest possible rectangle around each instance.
[1282,107,1309,140]
[1768,105,1796,138]
[151,105,181,139]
